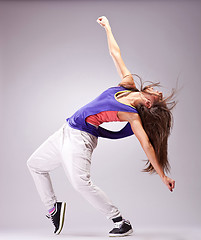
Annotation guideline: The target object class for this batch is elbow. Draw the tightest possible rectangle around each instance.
[110,48,121,57]
[142,141,153,152]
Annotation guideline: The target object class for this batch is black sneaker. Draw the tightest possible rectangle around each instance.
[109,219,133,237]
[46,202,66,235]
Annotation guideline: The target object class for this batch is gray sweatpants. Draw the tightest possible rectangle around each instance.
[27,123,121,220]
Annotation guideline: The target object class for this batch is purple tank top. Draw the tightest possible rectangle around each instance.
[66,86,138,138]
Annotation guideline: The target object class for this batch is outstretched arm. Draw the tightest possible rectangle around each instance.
[97,16,136,88]
[118,111,175,192]
[130,115,175,192]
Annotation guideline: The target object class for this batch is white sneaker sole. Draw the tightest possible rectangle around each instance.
[55,202,66,235]
[109,228,133,237]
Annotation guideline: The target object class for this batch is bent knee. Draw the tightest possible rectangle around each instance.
[27,156,36,170]
[71,175,92,192]
[27,154,42,172]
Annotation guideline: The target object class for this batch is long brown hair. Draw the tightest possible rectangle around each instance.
[119,74,177,174]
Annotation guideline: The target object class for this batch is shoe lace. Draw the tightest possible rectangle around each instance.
[114,219,130,229]
[114,220,124,229]
[46,211,57,227]
[46,203,57,226]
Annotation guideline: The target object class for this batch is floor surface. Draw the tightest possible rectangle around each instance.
[0,228,201,240]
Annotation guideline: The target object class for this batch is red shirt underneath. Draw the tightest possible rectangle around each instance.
[86,111,121,126]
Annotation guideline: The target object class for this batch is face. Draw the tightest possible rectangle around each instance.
[141,87,163,108]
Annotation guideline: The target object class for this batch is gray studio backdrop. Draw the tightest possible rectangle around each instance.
[0,0,201,232]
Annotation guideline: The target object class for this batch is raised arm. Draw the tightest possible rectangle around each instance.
[97,16,136,88]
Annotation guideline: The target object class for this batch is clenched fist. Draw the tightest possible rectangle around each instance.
[97,16,110,29]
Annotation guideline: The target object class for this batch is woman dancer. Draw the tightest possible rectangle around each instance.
[27,16,176,237]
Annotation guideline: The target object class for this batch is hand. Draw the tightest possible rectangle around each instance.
[162,175,175,192]
[96,16,110,29]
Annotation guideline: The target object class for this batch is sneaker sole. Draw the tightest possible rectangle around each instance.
[109,229,133,237]
[55,202,66,235]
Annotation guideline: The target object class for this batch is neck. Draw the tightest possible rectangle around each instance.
[129,92,143,107]
[116,91,144,107]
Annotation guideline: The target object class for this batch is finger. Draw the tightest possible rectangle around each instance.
[172,181,175,189]
[97,18,104,24]
[98,16,104,21]
[96,20,103,27]
[96,17,102,22]
[168,182,173,192]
